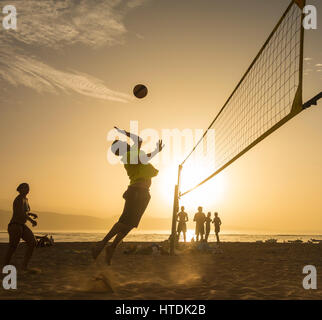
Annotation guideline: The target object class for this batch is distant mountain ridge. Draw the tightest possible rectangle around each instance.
[0,209,170,231]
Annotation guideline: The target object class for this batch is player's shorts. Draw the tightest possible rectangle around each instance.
[195,223,205,235]
[118,186,151,228]
[177,222,187,233]
[215,226,220,234]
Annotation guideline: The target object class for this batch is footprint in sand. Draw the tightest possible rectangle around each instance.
[83,272,114,293]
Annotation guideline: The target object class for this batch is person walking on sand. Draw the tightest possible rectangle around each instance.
[92,126,164,265]
[205,212,212,242]
[3,183,38,270]
[213,212,222,243]
[193,206,206,242]
[177,206,188,242]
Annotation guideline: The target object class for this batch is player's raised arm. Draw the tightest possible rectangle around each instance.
[114,126,143,148]
[146,140,165,159]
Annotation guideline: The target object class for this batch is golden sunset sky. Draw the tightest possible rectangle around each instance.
[0,0,321,233]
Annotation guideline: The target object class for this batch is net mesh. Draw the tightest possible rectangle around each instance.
[180,1,304,196]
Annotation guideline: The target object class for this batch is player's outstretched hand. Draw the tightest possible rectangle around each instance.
[157,140,165,152]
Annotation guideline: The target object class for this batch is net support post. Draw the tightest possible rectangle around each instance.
[170,165,182,255]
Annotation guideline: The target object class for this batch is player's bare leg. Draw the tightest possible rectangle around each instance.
[21,243,35,270]
[92,222,132,260]
[3,246,16,268]
[21,226,37,270]
[92,222,126,260]
[105,226,132,265]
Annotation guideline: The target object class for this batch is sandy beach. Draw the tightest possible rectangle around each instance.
[1,241,322,300]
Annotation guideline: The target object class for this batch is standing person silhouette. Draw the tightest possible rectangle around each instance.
[193,206,206,242]
[213,212,222,243]
[92,126,164,265]
[176,206,188,242]
[205,212,212,242]
[3,183,38,270]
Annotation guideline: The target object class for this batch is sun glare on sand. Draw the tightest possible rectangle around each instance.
[159,159,227,212]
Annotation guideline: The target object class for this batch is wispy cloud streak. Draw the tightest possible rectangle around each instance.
[0,51,131,102]
[0,0,147,102]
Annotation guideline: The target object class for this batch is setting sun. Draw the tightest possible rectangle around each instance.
[158,158,228,213]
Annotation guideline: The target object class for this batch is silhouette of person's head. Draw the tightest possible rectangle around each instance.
[111,140,131,156]
[207,212,211,218]
[17,183,29,196]
[198,206,202,213]
[215,212,218,217]
[181,206,185,211]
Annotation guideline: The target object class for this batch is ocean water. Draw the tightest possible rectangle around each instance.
[0,230,322,243]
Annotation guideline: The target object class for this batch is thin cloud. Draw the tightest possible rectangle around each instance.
[0,51,132,103]
[0,0,147,102]
[6,0,128,49]
[315,64,322,67]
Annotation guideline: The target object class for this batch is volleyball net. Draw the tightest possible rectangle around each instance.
[179,0,306,197]
[169,1,319,253]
